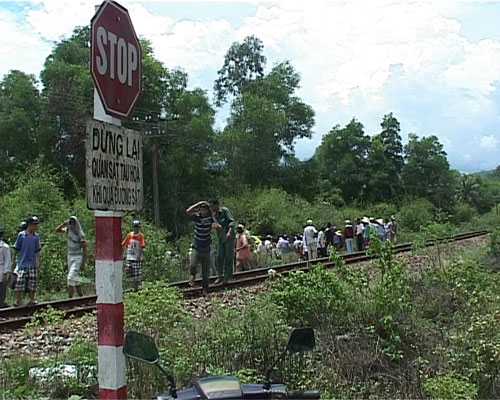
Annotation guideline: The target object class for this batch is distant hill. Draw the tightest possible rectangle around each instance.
[474,166,500,178]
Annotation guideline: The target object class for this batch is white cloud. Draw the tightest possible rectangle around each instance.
[235,1,468,105]
[444,39,500,96]
[20,1,500,107]
[151,18,233,72]
[479,134,500,150]
[2,0,500,172]
[24,0,235,75]
[0,8,52,80]
[26,1,93,41]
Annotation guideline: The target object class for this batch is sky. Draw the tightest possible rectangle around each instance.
[1,0,499,173]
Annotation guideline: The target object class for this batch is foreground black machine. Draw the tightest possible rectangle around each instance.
[123,327,320,400]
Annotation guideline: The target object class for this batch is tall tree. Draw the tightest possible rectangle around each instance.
[456,173,480,207]
[214,35,266,107]
[366,135,389,201]
[156,87,215,235]
[40,26,93,190]
[402,134,456,208]
[314,118,370,202]
[214,38,314,189]
[367,113,404,202]
[0,70,42,178]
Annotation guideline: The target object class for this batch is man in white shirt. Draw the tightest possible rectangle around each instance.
[264,235,273,258]
[303,220,318,260]
[317,228,327,257]
[0,227,12,308]
[355,218,365,251]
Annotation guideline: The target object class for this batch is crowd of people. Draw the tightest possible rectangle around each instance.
[0,215,146,308]
[186,198,399,295]
[251,216,398,262]
[0,199,400,304]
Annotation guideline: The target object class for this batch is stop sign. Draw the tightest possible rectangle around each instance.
[91,0,142,120]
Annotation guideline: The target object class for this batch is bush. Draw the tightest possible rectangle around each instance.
[452,202,475,223]
[489,227,500,258]
[223,188,332,235]
[0,165,93,294]
[0,163,177,295]
[423,374,477,400]
[267,265,352,328]
[397,198,434,232]
[367,239,411,360]
[365,202,397,220]
[124,282,187,340]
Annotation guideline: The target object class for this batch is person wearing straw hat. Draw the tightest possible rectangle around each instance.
[56,216,87,298]
[303,219,318,260]
[343,220,354,253]
[334,228,344,251]
[376,218,385,241]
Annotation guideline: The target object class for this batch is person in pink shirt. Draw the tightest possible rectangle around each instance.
[235,225,251,272]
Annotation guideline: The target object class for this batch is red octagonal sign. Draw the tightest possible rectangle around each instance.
[91,0,142,120]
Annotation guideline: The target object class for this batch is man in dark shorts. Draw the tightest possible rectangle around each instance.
[121,220,146,290]
[12,216,41,307]
[186,201,216,296]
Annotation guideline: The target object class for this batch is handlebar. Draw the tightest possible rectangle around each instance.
[287,389,320,399]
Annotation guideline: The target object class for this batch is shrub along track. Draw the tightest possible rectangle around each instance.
[0,230,488,332]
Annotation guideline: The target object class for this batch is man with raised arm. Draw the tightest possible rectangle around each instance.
[56,216,87,298]
[186,201,216,296]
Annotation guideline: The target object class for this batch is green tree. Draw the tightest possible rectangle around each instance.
[214,35,266,107]
[366,135,389,202]
[456,173,480,210]
[276,156,319,202]
[314,118,370,202]
[156,87,215,235]
[40,26,93,191]
[366,113,404,202]
[473,174,500,214]
[0,70,42,177]
[380,113,404,175]
[402,134,456,208]
[214,38,314,189]
[126,41,192,226]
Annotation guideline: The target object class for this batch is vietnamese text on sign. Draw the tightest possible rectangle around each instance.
[86,119,143,211]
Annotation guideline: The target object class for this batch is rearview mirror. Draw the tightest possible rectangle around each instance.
[286,327,315,353]
[123,331,159,364]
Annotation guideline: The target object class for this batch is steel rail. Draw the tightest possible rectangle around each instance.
[0,230,488,332]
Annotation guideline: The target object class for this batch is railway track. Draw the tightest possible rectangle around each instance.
[0,230,488,332]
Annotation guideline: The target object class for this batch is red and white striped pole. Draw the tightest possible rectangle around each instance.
[92,27,126,394]
[95,210,126,399]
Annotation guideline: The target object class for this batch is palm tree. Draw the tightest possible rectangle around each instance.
[456,173,480,213]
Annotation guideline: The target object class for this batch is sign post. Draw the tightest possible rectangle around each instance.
[89,1,142,398]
